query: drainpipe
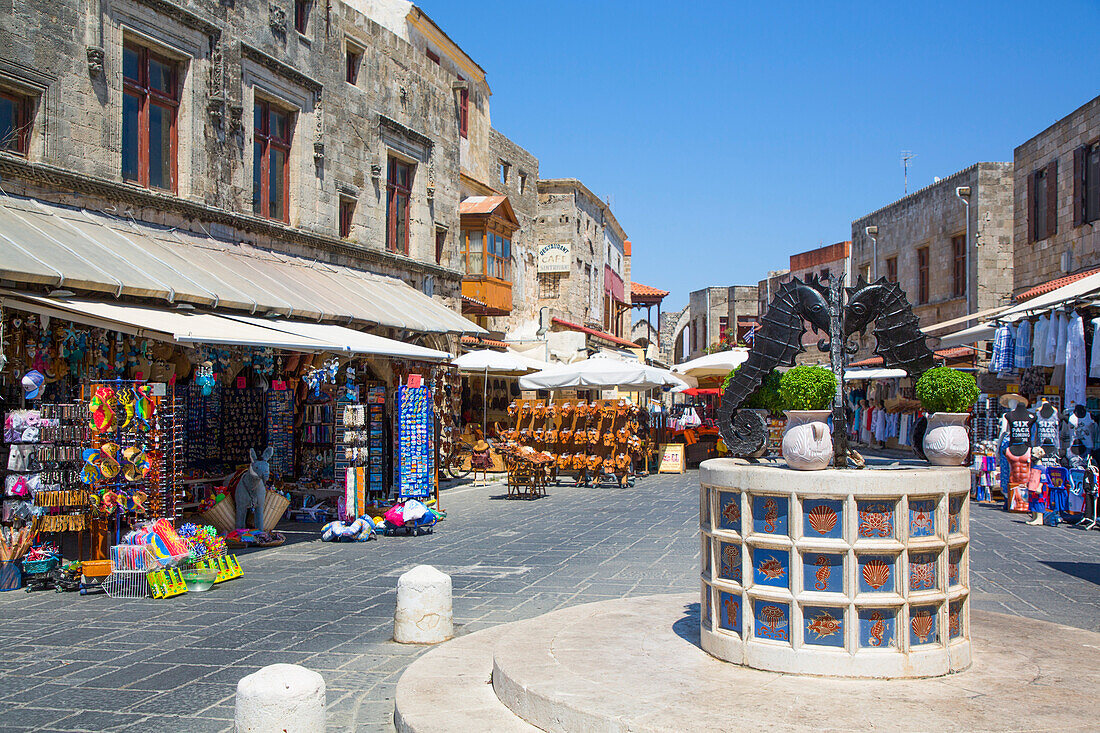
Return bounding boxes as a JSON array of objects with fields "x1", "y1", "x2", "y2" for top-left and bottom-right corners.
[
  {"x1": 705, "y1": 288, "x2": 711, "y2": 356},
  {"x1": 956, "y1": 186, "x2": 972, "y2": 326}
]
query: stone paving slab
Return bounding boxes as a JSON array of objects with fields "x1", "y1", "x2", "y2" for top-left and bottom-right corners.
[{"x1": 0, "y1": 470, "x2": 1095, "y2": 731}]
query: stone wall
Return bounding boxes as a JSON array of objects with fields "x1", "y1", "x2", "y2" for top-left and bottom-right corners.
[
  {"x1": 0, "y1": 0, "x2": 477, "y2": 316},
  {"x1": 486, "y1": 127, "x2": 539, "y2": 335},
  {"x1": 851, "y1": 162, "x2": 1013, "y2": 360},
  {"x1": 1013, "y1": 94, "x2": 1100, "y2": 294}
]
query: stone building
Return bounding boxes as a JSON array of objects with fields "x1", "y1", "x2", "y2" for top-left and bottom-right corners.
[
  {"x1": 533, "y1": 178, "x2": 632, "y2": 340},
  {"x1": 0, "y1": 0, "x2": 498, "y2": 346},
  {"x1": 681, "y1": 285, "x2": 758, "y2": 361},
  {"x1": 1013, "y1": 93, "x2": 1100, "y2": 295},
  {"x1": 850, "y1": 163, "x2": 1014, "y2": 359}
]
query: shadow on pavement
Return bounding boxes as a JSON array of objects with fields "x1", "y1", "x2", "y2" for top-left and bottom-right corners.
[{"x1": 1040, "y1": 560, "x2": 1100, "y2": 587}]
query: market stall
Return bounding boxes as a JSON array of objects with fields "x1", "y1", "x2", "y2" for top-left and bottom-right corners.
[{"x1": 0, "y1": 287, "x2": 461, "y2": 594}]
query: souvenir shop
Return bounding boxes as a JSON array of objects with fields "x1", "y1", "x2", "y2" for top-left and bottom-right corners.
[
  {"x1": 966, "y1": 302, "x2": 1100, "y2": 529},
  {"x1": 845, "y1": 369, "x2": 923, "y2": 451},
  {"x1": 0, "y1": 291, "x2": 460, "y2": 592}
]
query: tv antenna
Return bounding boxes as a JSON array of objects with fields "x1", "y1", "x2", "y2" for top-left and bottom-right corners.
[{"x1": 901, "y1": 151, "x2": 916, "y2": 194}]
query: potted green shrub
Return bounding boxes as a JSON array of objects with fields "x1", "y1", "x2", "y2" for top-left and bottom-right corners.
[
  {"x1": 915, "y1": 367, "x2": 979, "y2": 466},
  {"x1": 778, "y1": 366, "x2": 837, "y2": 471}
]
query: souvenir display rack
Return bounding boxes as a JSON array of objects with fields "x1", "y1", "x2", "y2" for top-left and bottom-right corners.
[
  {"x1": 299, "y1": 397, "x2": 335, "y2": 482},
  {"x1": 502, "y1": 398, "x2": 643, "y2": 487},
  {"x1": 397, "y1": 383, "x2": 433, "y2": 499},
  {"x1": 265, "y1": 388, "x2": 295, "y2": 479}
]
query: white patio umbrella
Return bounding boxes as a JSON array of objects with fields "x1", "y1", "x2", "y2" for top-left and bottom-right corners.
[
  {"x1": 452, "y1": 349, "x2": 545, "y2": 433},
  {"x1": 519, "y1": 355, "x2": 689, "y2": 391},
  {"x1": 671, "y1": 348, "x2": 751, "y2": 379}
]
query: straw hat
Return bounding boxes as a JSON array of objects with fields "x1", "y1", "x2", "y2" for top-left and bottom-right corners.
[
  {"x1": 998, "y1": 393, "x2": 1029, "y2": 409},
  {"x1": 472, "y1": 439, "x2": 490, "y2": 452}
]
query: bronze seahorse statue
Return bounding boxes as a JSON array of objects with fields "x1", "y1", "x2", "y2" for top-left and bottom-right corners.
[
  {"x1": 717, "y1": 277, "x2": 831, "y2": 457},
  {"x1": 843, "y1": 276, "x2": 934, "y2": 377}
]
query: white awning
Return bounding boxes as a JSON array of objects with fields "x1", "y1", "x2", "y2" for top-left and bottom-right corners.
[
  {"x1": 224, "y1": 315, "x2": 451, "y2": 361},
  {"x1": 998, "y1": 271, "x2": 1100, "y2": 321},
  {"x1": 519, "y1": 355, "x2": 689, "y2": 391},
  {"x1": 670, "y1": 349, "x2": 750, "y2": 378},
  {"x1": 1, "y1": 292, "x2": 333, "y2": 351},
  {"x1": 935, "y1": 323, "x2": 997, "y2": 348},
  {"x1": 844, "y1": 368, "x2": 909, "y2": 381},
  {"x1": 451, "y1": 349, "x2": 545, "y2": 373},
  {"x1": 0, "y1": 193, "x2": 482, "y2": 334}
]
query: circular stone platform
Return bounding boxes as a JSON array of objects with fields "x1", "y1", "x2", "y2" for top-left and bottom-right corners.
[{"x1": 394, "y1": 594, "x2": 1100, "y2": 732}]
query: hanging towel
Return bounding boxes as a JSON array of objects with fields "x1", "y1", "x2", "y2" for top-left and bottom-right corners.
[
  {"x1": 1066, "y1": 312, "x2": 1087, "y2": 410},
  {"x1": 1090, "y1": 317, "x2": 1100, "y2": 378},
  {"x1": 1014, "y1": 319, "x2": 1032, "y2": 369},
  {"x1": 1054, "y1": 312, "x2": 1069, "y2": 366},
  {"x1": 989, "y1": 324, "x2": 1015, "y2": 373}
]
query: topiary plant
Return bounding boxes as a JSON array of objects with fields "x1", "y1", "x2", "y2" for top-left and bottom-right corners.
[
  {"x1": 915, "y1": 366, "x2": 979, "y2": 414},
  {"x1": 778, "y1": 365, "x2": 837, "y2": 411},
  {"x1": 722, "y1": 367, "x2": 784, "y2": 415}
]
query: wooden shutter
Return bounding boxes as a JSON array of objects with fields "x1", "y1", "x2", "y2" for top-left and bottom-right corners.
[
  {"x1": 1074, "y1": 146, "x2": 1086, "y2": 226},
  {"x1": 1027, "y1": 170, "x2": 1036, "y2": 242},
  {"x1": 1045, "y1": 159, "x2": 1058, "y2": 238}
]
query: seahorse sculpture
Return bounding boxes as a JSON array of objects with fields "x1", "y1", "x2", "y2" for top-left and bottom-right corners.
[
  {"x1": 843, "y1": 276, "x2": 934, "y2": 377},
  {"x1": 717, "y1": 278, "x2": 831, "y2": 456}
]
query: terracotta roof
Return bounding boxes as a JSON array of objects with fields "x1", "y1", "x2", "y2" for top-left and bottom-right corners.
[
  {"x1": 630, "y1": 282, "x2": 669, "y2": 299},
  {"x1": 624, "y1": 240, "x2": 632, "y2": 256},
  {"x1": 551, "y1": 317, "x2": 638, "y2": 349},
  {"x1": 1015, "y1": 267, "x2": 1100, "y2": 302},
  {"x1": 850, "y1": 347, "x2": 973, "y2": 368},
  {"x1": 460, "y1": 335, "x2": 509, "y2": 349}
]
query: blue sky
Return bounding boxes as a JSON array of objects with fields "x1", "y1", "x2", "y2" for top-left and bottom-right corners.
[{"x1": 428, "y1": 0, "x2": 1100, "y2": 314}]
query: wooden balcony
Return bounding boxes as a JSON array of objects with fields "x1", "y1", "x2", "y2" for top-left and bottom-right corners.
[{"x1": 462, "y1": 277, "x2": 512, "y2": 315}]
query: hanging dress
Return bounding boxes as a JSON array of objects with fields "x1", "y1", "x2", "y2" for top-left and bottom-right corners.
[
  {"x1": 1033, "y1": 316, "x2": 1049, "y2": 367},
  {"x1": 1014, "y1": 319, "x2": 1032, "y2": 369},
  {"x1": 1065, "y1": 312, "x2": 1087, "y2": 410}
]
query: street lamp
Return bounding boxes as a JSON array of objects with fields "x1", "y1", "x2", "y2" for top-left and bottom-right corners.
[{"x1": 864, "y1": 226, "x2": 878, "y2": 280}]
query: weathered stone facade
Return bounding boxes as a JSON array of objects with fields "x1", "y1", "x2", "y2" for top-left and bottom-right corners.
[
  {"x1": 851, "y1": 163, "x2": 1014, "y2": 359},
  {"x1": 1013, "y1": 94, "x2": 1100, "y2": 294},
  {"x1": 683, "y1": 285, "x2": 758, "y2": 361},
  {"x1": 533, "y1": 178, "x2": 631, "y2": 337},
  {"x1": 0, "y1": 0, "x2": 510, "y2": 344}
]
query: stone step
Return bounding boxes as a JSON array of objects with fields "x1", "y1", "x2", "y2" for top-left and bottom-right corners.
[
  {"x1": 398, "y1": 593, "x2": 1100, "y2": 732},
  {"x1": 488, "y1": 593, "x2": 1100, "y2": 732},
  {"x1": 393, "y1": 621, "x2": 539, "y2": 733}
]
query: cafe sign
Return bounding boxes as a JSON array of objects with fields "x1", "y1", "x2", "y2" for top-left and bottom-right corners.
[{"x1": 538, "y1": 242, "x2": 571, "y2": 273}]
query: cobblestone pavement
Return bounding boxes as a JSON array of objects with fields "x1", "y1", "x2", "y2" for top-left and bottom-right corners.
[{"x1": 0, "y1": 469, "x2": 1097, "y2": 732}]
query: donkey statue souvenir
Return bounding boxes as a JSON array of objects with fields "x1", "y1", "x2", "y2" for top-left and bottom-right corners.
[{"x1": 236, "y1": 447, "x2": 273, "y2": 533}]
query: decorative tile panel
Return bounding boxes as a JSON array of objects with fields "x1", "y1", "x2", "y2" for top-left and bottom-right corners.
[
  {"x1": 857, "y1": 500, "x2": 895, "y2": 539},
  {"x1": 857, "y1": 607, "x2": 897, "y2": 649},
  {"x1": 909, "y1": 605, "x2": 939, "y2": 646},
  {"x1": 718, "y1": 590, "x2": 741, "y2": 634},
  {"x1": 948, "y1": 599, "x2": 964, "y2": 640},
  {"x1": 752, "y1": 494, "x2": 788, "y2": 536},
  {"x1": 857, "y1": 554, "x2": 895, "y2": 593},
  {"x1": 803, "y1": 498, "x2": 843, "y2": 539},
  {"x1": 752, "y1": 547, "x2": 789, "y2": 589},
  {"x1": 908, "y1": 552, "x2": 938, "y2": 592},
  {"x1": 718, "y1": 491, "x2": 741, "y2": 532},
  {"x1": 948, "y1": 495, "x2": 965, "y2": 534},
  {"x1": 803, "y1": 606, "x2": 845, "y2": 647},
  {"x1": 908, "y1": 499, "x2": 936, "y2": 537},
  {"x1": 802, "y1": 552, "x2": 843, "y2": 593},
  {"x1": 753, "y1": 599, "x2": 790, "y2": 642},
  {"x1": 948, "y1": 548, "x2": 962, "y2": 587},
  {"x1": 718, "y1": 541, "x2": 742, "y2": 584}
]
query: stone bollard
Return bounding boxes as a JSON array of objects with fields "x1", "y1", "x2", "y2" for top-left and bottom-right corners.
[
  {"x1": 235, "y1": 663, "x2": 325, "y2": 733},
  {"x1": 394, "y1": 564, "x2": 453, "y2": 644}
]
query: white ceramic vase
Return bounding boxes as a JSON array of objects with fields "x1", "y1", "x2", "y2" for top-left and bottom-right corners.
[
  {"x1": 781, "y1": 410, "x2": 833, "y2": 471},
  {"x1": 922, "y1": 412, "x2": 971, "y2": 466}
]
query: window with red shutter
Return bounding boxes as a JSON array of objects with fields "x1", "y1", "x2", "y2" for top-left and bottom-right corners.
[
  {"x1": 917, "y1": 247, "x2": 929, "y2": 304},
  {"x1": 252, "y1": 99, "x2": 293, "y2": 222},
  {"x1": 1045, "y1": 159, "x2": 1058, "y2": 238},
  {"x1": 0, "y1": 90, "x2": 33, "y2": 155},
  {"x1": 1033, "y1": 168, "x2": 1049, "y2": 241},
  {"x1": 122, "y1": 43, "x2": 179, "y2": 192},
  {"x1": 951, "y1": 234, "x2": 966, "y2": 298},
  {"x1": 386, "y1": 157, "x2": 413, "y2": 254},
  {"x1": 458, "y1": 77, "x2": 468, "y2": 139}
]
